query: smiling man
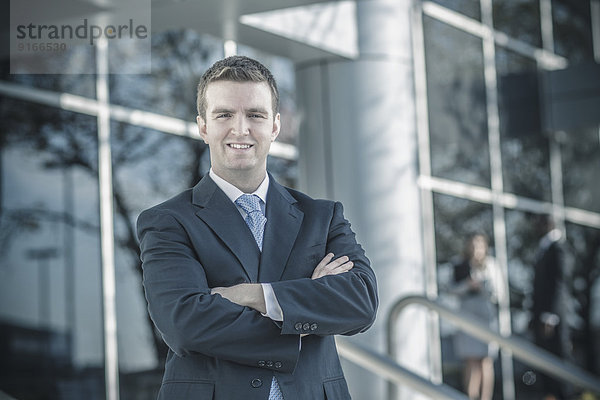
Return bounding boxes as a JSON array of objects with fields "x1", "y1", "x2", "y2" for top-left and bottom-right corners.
[
  {"x1": 198, "y1": 77, "x2": 278, "y2": 193},
  {"x1": 137, "y1": 56, "x2": 378, "y2": 400}
]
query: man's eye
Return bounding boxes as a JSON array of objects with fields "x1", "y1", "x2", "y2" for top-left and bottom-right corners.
[
  {"x1": 249, "y1": 114, "x2": 266, "y2": 119},
  {"x1": 216, "y1": 113, "x2": 232, "y2": 119}
]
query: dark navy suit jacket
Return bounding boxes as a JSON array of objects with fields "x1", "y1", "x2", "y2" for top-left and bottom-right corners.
[{"x1": 136, "y1": 174, "x2": 378, "y2": 399}]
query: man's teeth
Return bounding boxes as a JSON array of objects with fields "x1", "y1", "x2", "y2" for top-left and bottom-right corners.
[{"x1": 229, "y1": 144, "x2": 251, "y2": 149}]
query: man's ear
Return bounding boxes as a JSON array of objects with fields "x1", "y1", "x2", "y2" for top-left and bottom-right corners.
[
  {"x1": 271, "y1": 113, "x2": 281, "y2": 142},
  {"x1": 197, "y1": 115, "x2": 209, "y2": 144}
]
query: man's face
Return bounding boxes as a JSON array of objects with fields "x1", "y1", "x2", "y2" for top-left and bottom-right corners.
[{"x1": 197, "y1": 80, "x2": 280, "y2": 180}]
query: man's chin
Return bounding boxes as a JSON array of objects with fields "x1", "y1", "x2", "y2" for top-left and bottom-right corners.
[{"x1": 222, "y1": 162, "x2": 261, "y2": 173}]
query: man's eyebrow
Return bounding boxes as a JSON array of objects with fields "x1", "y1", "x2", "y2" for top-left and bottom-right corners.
[
  {"x1": 211, "y1": 108, "x2": 234, "y2": 114},
  {"x1": 246, "y1": 107, "x2": 269, "y2": 114},
  {"x1": 210, "y1": 107, "x2": 270, "y2": 114}
]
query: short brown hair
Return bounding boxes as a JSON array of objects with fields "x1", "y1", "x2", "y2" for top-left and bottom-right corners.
[{"x1": 196, "y1": 55, "x2": 279, "y2": 120}]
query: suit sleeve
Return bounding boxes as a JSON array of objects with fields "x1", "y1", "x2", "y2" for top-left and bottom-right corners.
[
  {"x1": 137, "y1": 208, "x2": 300, "y2": 373},
  {"x1": 270, "y1": 202, "x2": 378, "y2": 336}
]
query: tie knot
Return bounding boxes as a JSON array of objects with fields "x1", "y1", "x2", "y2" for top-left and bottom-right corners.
[{"x1": 235, "y1": 194, "x2": 263, "y2": 215}]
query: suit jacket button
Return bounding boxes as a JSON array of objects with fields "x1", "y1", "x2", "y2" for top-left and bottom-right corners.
[
  {"x1": 258, "y1": 360, "x2": 266, "y2": 367},
  {"x1": 266, "y1": 360, "x2": 273, "y2": 367},
  {"x1": 302, "y1": 323, "x2": 310, "y2": 331},
  {"x1": 294, "y1": 322, "x2": 303, "y2": 331},
  {"x1": 275, "y1": 362, "x2": 282, "y2": 369},
  {"x1": 310, "y1": 323, "x2": 318, "y2": 331},
  {"x1": 251, "y1": 378, "x2": 262, "y2": 388}
]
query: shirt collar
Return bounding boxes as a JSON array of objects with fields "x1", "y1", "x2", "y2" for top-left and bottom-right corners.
[{"x1": 209, "y1": 168, "x2": 269, "y2": 204}]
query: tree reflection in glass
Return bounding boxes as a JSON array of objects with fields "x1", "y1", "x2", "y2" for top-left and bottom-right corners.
[
  {"x1": 492, "y1": 0, "x2": 542, "y2": 48},
  {"x1": 424, "y1": 16, "x2": 491, "y2": 188},
  {"x1": 552, "y1": 0, "x2": 595, "y2": 64},
  {"x1": 0, "y1": 97, "x2": 106, "y2": 398},
  {"x1": 496, "y1": 46, "x2": 551, "y2": 202},
  {"x1": 560, "y1": 126, "x2": 600, "y2": 213}
]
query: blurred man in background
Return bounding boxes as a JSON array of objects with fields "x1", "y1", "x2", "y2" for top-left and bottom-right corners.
[{"x1": 531, "y1": 214, "x2": 571, "y2": 400}]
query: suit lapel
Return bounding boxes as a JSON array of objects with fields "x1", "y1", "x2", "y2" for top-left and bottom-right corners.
[
  {"x1": 259, "y1": 177, "x2": 304, "y2": 283},
  {"x1": 193, "y1": 175, "x2": 261, "y2": 282}
]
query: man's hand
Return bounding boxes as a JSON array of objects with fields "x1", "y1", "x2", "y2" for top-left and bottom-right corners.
[
  {"x1": 311, "y1": 253, "x2": 354, "y2": 279},
  {"x1": 211, "y1": 283, "x2": 266, "y2": 314}
]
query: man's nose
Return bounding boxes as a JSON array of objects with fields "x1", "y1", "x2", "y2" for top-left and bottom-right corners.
[{"x1": 231, "y1": 116, "x2": 249, "y2": 135}]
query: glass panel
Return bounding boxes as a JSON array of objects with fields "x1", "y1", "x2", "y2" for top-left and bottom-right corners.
[
  {"x1": 430, "y1": 0, "x2": 481, "y2": 21},
  {"x1": 0, "y1": 48, "x2": 96, "y2": 98},
  {"x1": 109, "y1": 30, "x2": 224, "y2": 121},
  {"x1": 0, "y1": 98, "x2": 105, "y2": 398},
  {"x1": 495, "y1": 46, "x2": 551, "y2": 201},
  {"x1": 565, "y1": 222, "x2": 600, "y2": 375},
  {"x1": 111, "y1": 122, "x2": 207, "y2": 398},
  {"x1": 560, "y1": 126, "x2": 600, "y2": 213},
  {"x1": 433, "y1": 193, "x2": 495, "y2": 393},
  {"x1": 493, "y1": 0, "x2": 542, "y2": 47},
  {"x1": 424, "y1": 16, "x2": 490, "y2": 187},
  {"x1": 552, "y1": 0, "x2": 594, "y2": 63}
]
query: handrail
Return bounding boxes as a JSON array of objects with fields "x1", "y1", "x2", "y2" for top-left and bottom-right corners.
[
  {"x1": 387, "y1": 295, "x2": 600, "y2": 399},
  {"x1": 335, "y1": 337, "x2": 469, "y2": 400}
]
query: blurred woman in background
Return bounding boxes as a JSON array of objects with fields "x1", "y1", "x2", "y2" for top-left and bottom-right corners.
[{"x1": 452, "y1": 233, "x2": 505, "y2": 400}]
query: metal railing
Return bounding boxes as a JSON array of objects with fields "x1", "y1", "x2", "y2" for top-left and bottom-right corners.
[
  {"x1": 387, "y1": 295, "x2": 600, "y2": 400},
  {"x1": 335, "y1": 337, "x2": 469, "y2": 400}
]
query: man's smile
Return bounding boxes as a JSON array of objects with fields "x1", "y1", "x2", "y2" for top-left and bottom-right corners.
[{"x1": 227, "y1": 143, "x2": 253, "y2": 149}]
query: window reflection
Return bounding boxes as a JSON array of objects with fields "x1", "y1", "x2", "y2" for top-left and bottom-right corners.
[
  {"x1": 560, "y1": 126, "x2": 600, "y2": 213},
  {"x1": 430, "y1": 0, "x2": 481, "y2": 21},
  {"x1": 552, "y1": 0, "x2": 595, "y2": 63},
  {"x1": 0, "y1": 98, "x2": 105, "y2": 399},
  {"x1": 424, "y1": 16, "x2": 491, "y2": 188},
  {"x1": 492, "y1": 0, "x2": 542, "y2": 47},
  {"x1": 495, "y1": 46, "x2": 551, "y2": 202}
]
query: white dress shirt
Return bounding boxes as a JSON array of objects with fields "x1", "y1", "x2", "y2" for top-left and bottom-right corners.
[{"x1": 209, "y1": 169, "x2": 284, "y2": 322}]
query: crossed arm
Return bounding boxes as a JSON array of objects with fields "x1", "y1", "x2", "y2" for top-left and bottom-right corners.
[{"x1": 211, "y1": 253, "x2": 354, "y2": 314}]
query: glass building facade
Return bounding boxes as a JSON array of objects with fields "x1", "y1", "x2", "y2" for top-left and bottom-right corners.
[
  {"x1": 1, "y1": 1, "x2": 599, "y2": 399},
  {"x1": 421, "y1": 0, "x2": 600, "y2": 398}
]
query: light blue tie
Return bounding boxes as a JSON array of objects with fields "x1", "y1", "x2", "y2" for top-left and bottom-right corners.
[
  {"x1": 235, "y1": 194, "x2": 267, "y2": 250},
  {"x1": 234, "y1": 194, "x2": 284, "y2": 400}
]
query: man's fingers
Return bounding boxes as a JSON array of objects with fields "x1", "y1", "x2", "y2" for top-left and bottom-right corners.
[
  {"x1": 329, "y1": 256, "x2": 350, "y2": 268},
  {"x1": 311, "y1": 255, "x2": 354, "y2": 279},
  {"x1": 315, "y1": 252, "x2": 335, "y2": 269},
  {"x1": 311, "y1": 253, "x2": 335, "y2": 279},
  {"x1": 334, "y1": 261, "x2": 354, "y2": 272}
]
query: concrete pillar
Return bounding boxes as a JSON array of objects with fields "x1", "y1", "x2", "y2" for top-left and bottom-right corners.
[{"x1": 296, "y1": 1, "x2": 431, "y2": 399}]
